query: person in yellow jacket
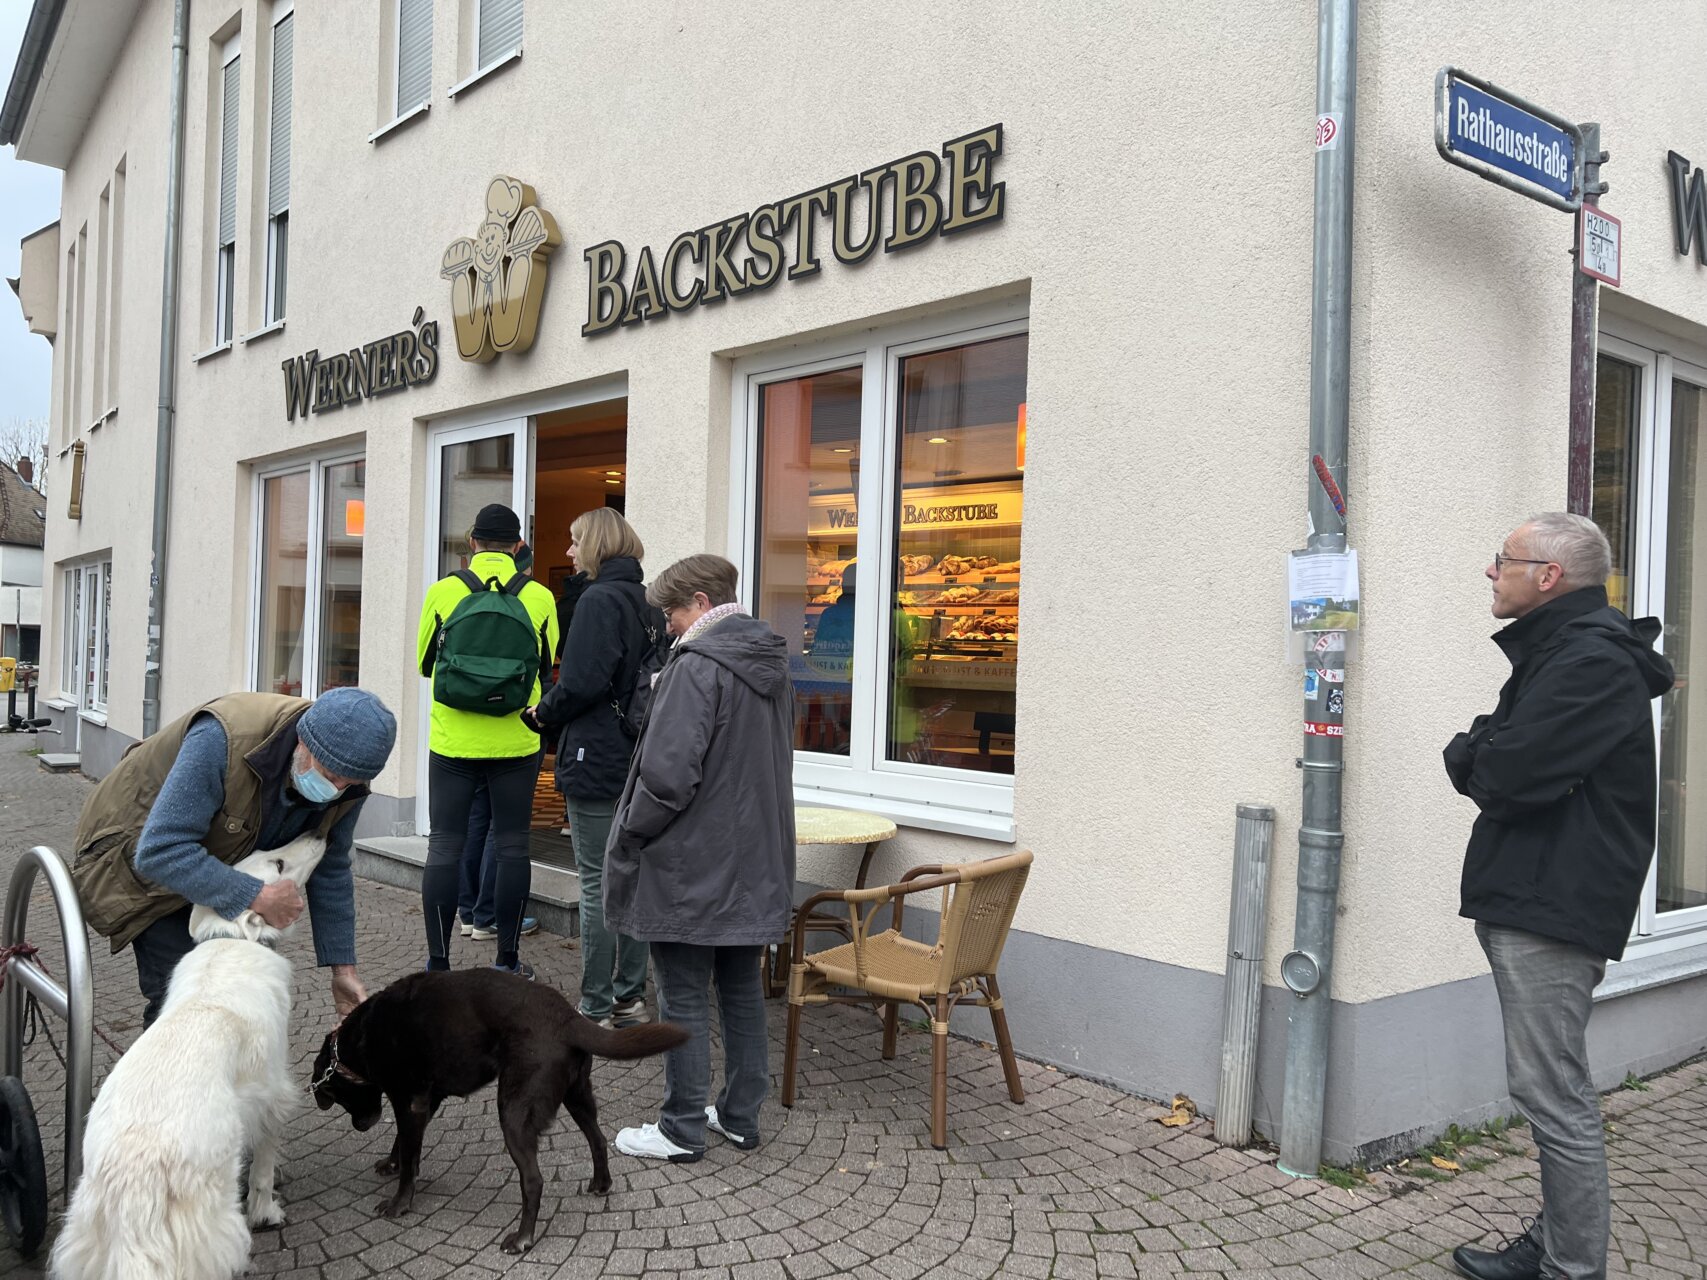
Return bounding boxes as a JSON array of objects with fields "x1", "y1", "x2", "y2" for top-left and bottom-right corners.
[{"x1": 416, "y1": 503, "x2": 559, "y2": 977}]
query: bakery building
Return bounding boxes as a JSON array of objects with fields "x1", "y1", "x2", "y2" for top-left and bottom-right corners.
[{"x1": 6, "y1": 0, "x2": 1707, "y2": 1164}]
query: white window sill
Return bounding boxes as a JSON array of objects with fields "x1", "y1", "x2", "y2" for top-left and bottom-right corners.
[
  {"x1": 191, "y1": 340, "x2": 233, "y2": 364},
  {"x1": 78, "y1": 708, "x2": 107, "y2": 727},
  {"x1": 368, "y1": 100, "x2": 430, "y2": 143},
  {"x1": 447, "y1": 47, "x2": 521, "y2": 99},
  {"x1": 41, "y1": 696, "x2": 75, "y2": 711},
  {"x1": 239, "y1": 318, "x2": 286, "y2": 344},
  {"x1": 89, "y1": 406, "x2": 117, "y2": 432},
  {"x1": 1595, "y1": 935, "x2": 1707, "y2": 1002},
  {"x1": 793, "y1": 783, "x2": 1015, "y2": 843}
]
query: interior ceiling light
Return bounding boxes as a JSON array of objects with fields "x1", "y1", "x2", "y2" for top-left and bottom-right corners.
[
  {"x1": 605, "y1": 479, "x2": 621, "y2": 485},
  {"x1": 927, "y1": 436, "x2": 950, "y2": 444},
  {"x1": 832, "y1": 447, "x2": 854, "y2": 454},
  {"x1": 604, "y1": 470, "x2": 623, "y2": 476}
]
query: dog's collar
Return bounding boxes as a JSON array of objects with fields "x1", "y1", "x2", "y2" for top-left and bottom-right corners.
[{"x1": 310, "y1": 1023, "x2": 367, "y2": 1090}]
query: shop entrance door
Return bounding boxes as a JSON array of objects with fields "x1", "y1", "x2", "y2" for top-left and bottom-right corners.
[
  {"x1": 524, "y1": 397, "x2": 630, "y2": 869},
  {"x1": 416, "y1": 417, "x2": 530, "y2": 835}
]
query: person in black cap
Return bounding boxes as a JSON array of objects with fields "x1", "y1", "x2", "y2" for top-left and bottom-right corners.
[
  {"x1": 416, "y1": 504, "x2": 559, "y2": 978},
  {"x1": 69, "y1": 687, "x2": 398, "y2": 1027}
]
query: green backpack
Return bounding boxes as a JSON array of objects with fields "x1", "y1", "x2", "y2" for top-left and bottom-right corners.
[{"x1": 425, "y1": 570, "x2": 547, "y2": 715}]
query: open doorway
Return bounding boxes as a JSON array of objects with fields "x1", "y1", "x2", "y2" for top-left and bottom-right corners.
[{"x1": 525, "y1": 396, "x2": 629, "y2": 867}]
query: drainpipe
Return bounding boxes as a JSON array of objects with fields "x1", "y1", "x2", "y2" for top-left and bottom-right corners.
[
  {"x1": 1278, "y1": 0, "x2": 1357, "y2": 1179},
  {"x1": 143, "y1": 0, "x2": 191, "y2": 739}
]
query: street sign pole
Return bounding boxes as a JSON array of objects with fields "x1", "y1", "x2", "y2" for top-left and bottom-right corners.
[{"x1": 1568, "y1": 124, "x2": 1608, "y2": 516}]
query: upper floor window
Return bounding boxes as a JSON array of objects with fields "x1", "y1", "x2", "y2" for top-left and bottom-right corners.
[
  {"x1": 265, "y1": 5, "x2": 292, "y2": 325},
  {"x1": 215, "y1": 32, "x2": 241, "y2": 345},
  {"x1": 396, "y1": 0, "x2": 433, "y2": 115},
  {"x1": 478, "y1": 0, "x2": 522, "y2": 70}
]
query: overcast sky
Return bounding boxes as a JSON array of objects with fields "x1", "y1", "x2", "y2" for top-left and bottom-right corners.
[{"x1": 0, "y1": 6, "x2": 63, "y2": 426}]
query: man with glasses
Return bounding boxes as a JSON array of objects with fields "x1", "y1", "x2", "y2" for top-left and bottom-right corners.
[{"x1": 1445, "y1": 513, "x2": 1673, "y2": 1280}]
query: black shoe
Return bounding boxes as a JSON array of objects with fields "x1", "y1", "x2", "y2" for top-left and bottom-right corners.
[{"x1": 1452, "y1": 1218, "x2": 1542, "y2": 1280}]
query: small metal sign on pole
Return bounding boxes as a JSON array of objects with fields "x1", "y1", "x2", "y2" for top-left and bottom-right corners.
[{"x1": 1434, "y1": 66, "x2": 1611, "y2": 516}]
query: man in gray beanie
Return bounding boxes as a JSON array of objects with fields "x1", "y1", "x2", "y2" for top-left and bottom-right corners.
[{"x1": 70, "y1": 688, "x2": 398, "y2": 1026}]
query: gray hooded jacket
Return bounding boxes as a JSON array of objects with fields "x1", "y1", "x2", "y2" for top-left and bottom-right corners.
[{"x1": 604, "y1": 612, "x2": 797, "y2": 945}]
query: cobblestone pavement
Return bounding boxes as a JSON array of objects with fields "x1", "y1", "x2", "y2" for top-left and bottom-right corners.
[{"x1": 1, "y1": 744, "x2": 1702, "y2": 1278}]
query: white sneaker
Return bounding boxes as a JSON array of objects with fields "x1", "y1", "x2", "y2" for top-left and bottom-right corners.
[
  {"x1": 615, "y1": 1123, "x2": 702, "y2": 1163},
  {"x1": 705, "y1": 1106, "x2": 760, "y2": 1151},
  {"x1": 459, "y1": 920, "x2": 473, "y2": 937},
  {"x1": 469, "y1": 925, "x2": 498, "y2": 941}
]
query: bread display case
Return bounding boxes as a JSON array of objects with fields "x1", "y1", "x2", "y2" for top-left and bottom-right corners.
[{"x1": 800, "y1": 481, "x2": 1019, "y2": 771}]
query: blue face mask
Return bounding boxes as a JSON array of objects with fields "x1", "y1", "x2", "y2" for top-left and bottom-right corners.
[{"x1": 292, "y1": 766, "x2": 344, "y2": 805}]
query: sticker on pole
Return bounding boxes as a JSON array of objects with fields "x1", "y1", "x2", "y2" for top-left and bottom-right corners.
[
  {"x1": 1304, "y1": 721, "x2": 1345, "y2": 737},
  {"x1": 1435, "y1": 66, "x2": 1583, "y2": 212},
  {"x1": 1580, "y1": 206, "x2": 1621, "y2": 286},
  {"x1": 1316, "y1": 113, "x2": 1342, "y2": 151}
]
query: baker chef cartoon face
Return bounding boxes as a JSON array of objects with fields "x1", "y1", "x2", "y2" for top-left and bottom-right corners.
[{"x1": 441, "y1": 176, "x2": 562, "y2": 363}]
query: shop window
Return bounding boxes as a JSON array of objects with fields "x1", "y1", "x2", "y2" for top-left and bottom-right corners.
[
  {"x1": 395, "y1": 0, "x2": 433, "y2": 115},
  {"x1": 741, "y1": 309, "x2": 1026, "y2": 838},
  {"x1": 1592, "y1": 333, "x2": 1707, "y2": 942},
  {"x1": 59, "y1": 560, "x2": 110, "y2": 712},
  {"x1": 215, "y1": 33, "x2": 241, "y2": 345},
  {"x1": 253, "y1": 455, "x2": 365, "y2": 698},
  {"x1": 265, "y1": 6, "x2": 292, "y2": 325}
]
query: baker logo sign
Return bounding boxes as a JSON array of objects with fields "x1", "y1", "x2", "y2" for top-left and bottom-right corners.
[{"x1": 442, "y1": 176, "x2": 561, "y2": 363}]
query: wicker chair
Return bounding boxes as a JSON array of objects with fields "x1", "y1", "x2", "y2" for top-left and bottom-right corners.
[{"x1": 781, "y1": 849, "x2": 1032, "y2": 1149}]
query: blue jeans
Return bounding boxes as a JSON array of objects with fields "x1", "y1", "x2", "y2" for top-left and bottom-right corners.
[
  {"x1": 131, "y1": 905, "x2": 195, "y2": 1027},
  {"x1": 650, "y1": 942, "x2": 769, "y2": 1153},
  {"x1": 1477, "y1": 923, "x2": 1610, "y2": 1280},
  {"x1": 568, "y1": 795, "x2": 647, "y2": 1019},
  {"x1": 457, "y1": 779, "x2": 499, "y2": 930}
]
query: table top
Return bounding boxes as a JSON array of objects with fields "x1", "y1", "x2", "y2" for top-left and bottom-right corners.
[{"x1": 795, "y1": 805, "x2": 898, "y2": 847}]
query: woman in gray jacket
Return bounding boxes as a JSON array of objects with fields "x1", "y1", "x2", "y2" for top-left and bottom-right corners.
[{"x1": 607, "y1": 553, "x2": 796, "y2": 1162}]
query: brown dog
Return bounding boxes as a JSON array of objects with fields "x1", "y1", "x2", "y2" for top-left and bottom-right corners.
[{"x1": 311, "y1": 968, "x2": 686, "y2": 1254}]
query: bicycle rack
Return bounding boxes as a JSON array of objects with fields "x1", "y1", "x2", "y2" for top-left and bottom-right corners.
[{"x1": 1, "y1": 846, "x2": 94, "y2": 1198}]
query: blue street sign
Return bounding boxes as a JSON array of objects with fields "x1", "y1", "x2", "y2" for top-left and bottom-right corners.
[{"x1": 1435, "y1": 67, "x2": 1584, "y2": 212}]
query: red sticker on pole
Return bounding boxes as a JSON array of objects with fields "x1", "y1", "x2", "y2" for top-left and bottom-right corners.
[
  {"x1": 1304, "y1": 721, "x2": 1345, "y2": 737},
  {"x1": 1312, "y1": 455, "x2": 1346, "y2": 518}
]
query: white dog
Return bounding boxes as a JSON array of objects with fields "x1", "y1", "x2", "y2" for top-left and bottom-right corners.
[{"x1": 51, "y1": 834, "x2": 326, "y2": 1280}]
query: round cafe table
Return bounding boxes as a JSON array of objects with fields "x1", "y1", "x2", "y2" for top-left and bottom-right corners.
[{"x1": 765, "y1": 805, "x2": 899, "y2": 997}]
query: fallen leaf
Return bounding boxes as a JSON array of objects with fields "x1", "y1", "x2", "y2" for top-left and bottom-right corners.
[
  {"x1": 1159, "y1": 1094, "x2": 1198, "y2": 1128},
  {"x1": 1430, "y1": 1156, "x2": 1460, "y2": 1172}
]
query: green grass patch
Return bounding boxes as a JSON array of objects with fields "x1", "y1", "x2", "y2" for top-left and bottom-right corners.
[
  {"x1": 1621, "y1": 1072, "x2": 1651, "y2": 1092},
  {"x1": 1319, "y1": 1164, "x2": 1368, "y2": 1190}
]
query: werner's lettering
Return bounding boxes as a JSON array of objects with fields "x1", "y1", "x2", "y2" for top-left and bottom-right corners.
[
  {"x1": 583, "y1": 125, "x2": 1007, "y2": 336},
  {"x1": 281, "y1": 309, "x2": 440, "y2": 422}
]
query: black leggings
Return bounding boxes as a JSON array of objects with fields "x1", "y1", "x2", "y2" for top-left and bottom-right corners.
[{"x1": 424, "y1": 751, "x2": 538, "y2": 968}]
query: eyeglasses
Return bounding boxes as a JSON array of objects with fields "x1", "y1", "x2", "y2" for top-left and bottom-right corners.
[{"x1": 1493, "y1": 552, "x2": 1553, "y2": 572}]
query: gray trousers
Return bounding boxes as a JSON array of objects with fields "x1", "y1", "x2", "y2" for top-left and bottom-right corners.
[
  {"x1": 650, "y1": 942, "x2": 769, "y2": 1153},
  {"x1": 1477, "y1": 922, "x2": 1609, "y2": 1280}
]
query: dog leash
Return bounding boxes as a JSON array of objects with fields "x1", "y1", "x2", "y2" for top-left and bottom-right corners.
[{"x1": 0, "y1": 939, "x2": 131, "y2": 1061}]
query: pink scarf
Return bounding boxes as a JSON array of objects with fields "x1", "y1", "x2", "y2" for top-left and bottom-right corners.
[{"x1": 681, "y1": 602, "x2": 746, "y2": 645}]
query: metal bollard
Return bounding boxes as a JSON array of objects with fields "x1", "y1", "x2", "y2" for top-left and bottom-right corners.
[{"x1": 1216, "y1": 804, "x2": 1276, "y2": 1147}]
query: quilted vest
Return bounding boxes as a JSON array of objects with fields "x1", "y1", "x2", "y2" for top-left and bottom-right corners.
[{"x1": 70, "y1": 693, "x2": 367, "y2": 952}]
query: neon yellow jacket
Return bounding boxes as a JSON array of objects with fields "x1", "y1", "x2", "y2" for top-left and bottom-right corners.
[{"x1": 417, "y1": 552, "x2": 561, "y2": 758}]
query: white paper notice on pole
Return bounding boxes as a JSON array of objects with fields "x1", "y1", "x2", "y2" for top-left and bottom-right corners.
[
  {"x1": 1580, "y1": 206, "x2": 1621, "y2": 287},
  {"x1": 1289, "y1": 549, "x2": 1360, "y2": 631}
]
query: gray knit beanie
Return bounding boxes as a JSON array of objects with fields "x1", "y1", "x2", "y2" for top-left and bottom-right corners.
[{"x1": 296, "y1": 688, "x2": 398, "y2": 781}]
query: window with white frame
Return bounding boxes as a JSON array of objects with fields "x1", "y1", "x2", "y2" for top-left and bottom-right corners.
[
  {"x1": 735, "y1": 307, "x2": 1028, "y2": 838},
  {"x1": 60, "y1": 560, "x2": 111, "y2": 713},
  {"x1": 215, "y1": 32, "x2": 241, "y2": 345},
  {"x1": 477, "y1": 0, "x2": 522, "y2": 70},
  {"x1": 265, "y1": 4, "x2": 292, "y2": 325},
  {"x1": 1593, "y1": 330, "x2": 1707, "y2": 943},
  {"x1": 253, "y1": 455, "x2": 366, "y2": 698},
  {"x1": 396, "y1": 0, "x2": 432, "y2": 115}
]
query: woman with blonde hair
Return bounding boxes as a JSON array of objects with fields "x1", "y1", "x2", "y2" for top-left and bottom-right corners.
[{"x1": 529, "y1": 507, "x2": 666, "y2": 1027}]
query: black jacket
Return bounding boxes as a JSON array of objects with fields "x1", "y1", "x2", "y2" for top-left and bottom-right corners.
[
  {"x1": 534, "y1": 557, "x2": 665, "y2": 801},
  {"x1": 1446, "y1": 586, "x2": 1674, "y2": 960}
]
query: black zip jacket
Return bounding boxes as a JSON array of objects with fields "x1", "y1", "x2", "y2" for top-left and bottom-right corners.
[
  {"x1": 534, "y1": 557, "x2": 666, "y2": 801},
  {"x1": 1446, "y1": 585, "x2": 1674, "y2": 960}
]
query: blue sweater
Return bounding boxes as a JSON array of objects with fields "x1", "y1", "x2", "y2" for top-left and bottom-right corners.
[{"x1": 132, "y1": 717, "x2": 360, "y2": 966}]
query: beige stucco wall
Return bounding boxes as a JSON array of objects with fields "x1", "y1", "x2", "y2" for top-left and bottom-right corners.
[{"x1": 32, "y1": 1, "x2": 1707, "y2": 1014}]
